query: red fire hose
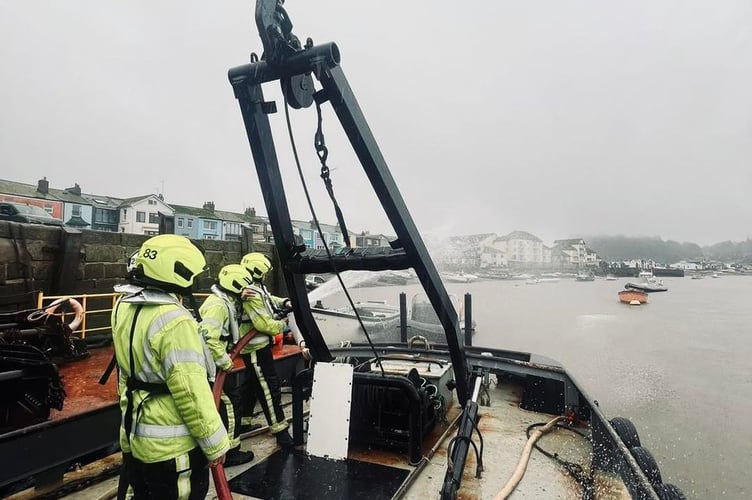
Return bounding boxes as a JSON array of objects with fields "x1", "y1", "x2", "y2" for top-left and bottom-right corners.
[{"x1": 211, "y1": 329, "x2": 258, "y2": 500}]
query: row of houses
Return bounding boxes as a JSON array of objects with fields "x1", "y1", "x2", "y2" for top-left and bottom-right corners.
[
  {"x1": 434, "y1": 231, "x2": 600, "y2": 270},
  {"x1": 0, "y1": 177, "x2": 394, "y2": 249}
]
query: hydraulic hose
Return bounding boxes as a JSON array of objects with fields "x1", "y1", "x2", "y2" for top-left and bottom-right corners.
[
  {"x1": 211, "y1": 329, "x2": 258, "y2": 500},
  {"x1": 493, "y1": 416, "x2": 565, "y2": 500}
]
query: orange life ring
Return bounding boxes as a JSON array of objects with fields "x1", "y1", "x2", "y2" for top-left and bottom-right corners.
[{"x1": 45, "y1": 297, "x2": 84, "y2": 332}]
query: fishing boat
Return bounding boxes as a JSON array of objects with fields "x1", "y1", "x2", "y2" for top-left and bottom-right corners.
[
  {"x1": 309, "y1": 293, "x2": 476, "y2": 346},
  {"x1": 619, "y1": 289, "x2": 649, "y2": 305},
  {"x1": 2, "y1": 3, "x2": 687, "y2": 499},
  {"x1": 308, "y1": 299, "x2": 402, "y2": 345},
  {"x1": 624, "y1": 279, "x2": 668, "y2": 293}
]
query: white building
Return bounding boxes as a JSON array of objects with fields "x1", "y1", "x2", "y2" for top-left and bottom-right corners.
[
  {"x1": 118, "y1": 194, "x2": 174, "y2": 235},
  {"x1": 491, "y1": 231, "x2": 551, "y2": 266},
  {"x1": 553, "y1": 238, "x2": 598, "y2": 267}
]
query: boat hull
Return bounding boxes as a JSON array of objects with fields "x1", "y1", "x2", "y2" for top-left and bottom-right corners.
[
  {"x1": 624, "y1": 283, "x2": 668, "y2": 293},
  {"x1": 618, "y1": 290, "x2": 648, "y2": 304}
]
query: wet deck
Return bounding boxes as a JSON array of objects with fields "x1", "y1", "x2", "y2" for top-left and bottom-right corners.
[
  {"x1": 52, "y1": 348, "x2": 118, "y2": 421},
  {"x1": 62, "y1": 375, "x2": 630, "y2": 499},
  {"x1": 51, "y1": 343, "x2": 302, "y2": 422}
]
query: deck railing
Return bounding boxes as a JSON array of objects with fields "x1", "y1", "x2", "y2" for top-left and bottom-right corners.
[{"x1": 36, "y1": 292, "x2": 211, "y2": 339}]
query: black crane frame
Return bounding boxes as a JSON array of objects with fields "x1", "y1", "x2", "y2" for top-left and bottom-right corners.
[{"x1": 228, "y1": 43, "x2": 472, "y2": 407}]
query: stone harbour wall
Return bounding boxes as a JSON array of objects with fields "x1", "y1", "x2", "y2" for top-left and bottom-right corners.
[{"x1": 0, "y1": 221, "x2": 281, "y2": 313}]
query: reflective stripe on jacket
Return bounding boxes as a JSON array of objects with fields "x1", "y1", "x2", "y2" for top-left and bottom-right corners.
[
  {"x1": 112, "y1": 297, "x2": 230, "y2": 463},
  {"x1": 198, "y1": 294, "x2": 235, "y2": 372},
  {"x1": 240, "y1": 285, "x2": 287, "y2": 354}
]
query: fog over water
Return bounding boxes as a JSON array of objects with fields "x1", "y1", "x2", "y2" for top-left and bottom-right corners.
[{"x1": 317, "y1": 275, "x2": 752, "y2": 499}]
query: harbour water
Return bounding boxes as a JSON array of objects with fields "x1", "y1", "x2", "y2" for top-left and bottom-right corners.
[{"x1": 315, "y1": 275, "x2": 752, "y2": 499}]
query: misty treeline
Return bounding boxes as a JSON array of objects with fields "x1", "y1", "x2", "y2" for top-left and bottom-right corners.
[{"x1": 586, "y1": 236, "x2": 752, "y2": 264}]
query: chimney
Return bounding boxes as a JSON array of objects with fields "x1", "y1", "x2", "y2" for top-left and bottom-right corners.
[
  {"x1": 64, "y1": 183, "x2": 81, "y2": 196},
  {"x1": 37, "y1": 177, "x2": 49, "y2": 194},
  {"x1": 244, "y1": 207, "x2": 255, "y2": 217},
  {"x1": 158, "y1": 193, "x2": 164, "y2": 200},
  {"x1": 203, "y1": 201, "x2": 215, "y2": 212}
]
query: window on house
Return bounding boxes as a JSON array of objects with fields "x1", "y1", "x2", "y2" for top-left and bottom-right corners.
[
  {"x1": 136, "y1": 211, "x2": 145, "y2": 223},
  {"x1": 148, "y1": 199, "x2": 157, "y2": 205},
  {"x1": 177, "y1": 218, "x2": 184, "y2": 228},
  {"x1": 203, "y1": 221, "x2": 217, "y2": 231},
  {"x1": 72, "y1": 205, "x2": 81, "y2": 217},
  {"x1": 187, "y1": 219, "x2": 193, "y2": 228},
  {"x1": 122, "y1": 209, "x2": 127, "y2": 221},
  {"x1": 149, "y1": 212, "x2": 159, "y2": 224}
]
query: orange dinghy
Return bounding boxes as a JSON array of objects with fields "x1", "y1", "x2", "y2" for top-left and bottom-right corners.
[{"x1": 619, "y1": 289, "x2": 648, "y2": 305}]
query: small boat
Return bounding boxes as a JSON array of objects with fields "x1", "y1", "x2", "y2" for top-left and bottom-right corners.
[
  {"x1": 605, "y1": 274, "x2": 618, "y2": 281},
  {"x1": 537, "y1": 277, "x2": 560, "y2": 283},
  {"x1": 309, "y1": 300, "x2": 402, "y2": 346},
  {"x1": 575, "y1": 271, "x2": 595, "y2": 282},
  {"x1": 691, "y1": 274, "x2": 704, "y2": 280},
  {"x1": 624, "y1": 281, "x2": 668, "y2": 292},
  {"x1": 305, "y1": 274, "x2": 328, "y2": 291},
  {"x1": 310, "y1": 293, "x2": 476, "y2": 345},
  {"x1": 625, "y1": 273, "x2": 668, "y2": 292},
  {"x1": 619, "y1": 289, "x2": 648, "y2": 304},
  {"x1": 711, "y1": 273, "x2": 721, "y2": 278},
  {"x1": 440, "y1": 272, "x2": 478, "y2": 283}
]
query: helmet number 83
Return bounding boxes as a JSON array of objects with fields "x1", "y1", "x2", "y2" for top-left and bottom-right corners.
[{"x1": 142, "y1": 249, "x2": 159, "y2": 260}]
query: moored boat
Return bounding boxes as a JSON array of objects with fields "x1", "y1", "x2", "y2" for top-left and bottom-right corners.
[
  {"x1": 575, "y1": 271, "x2": 595, "y2": 281},
  {"x1": 624, "y1": 280, "x2": 668, "y2": 293},
  {"x1": 619, "y1": 289, "x2": 648, "y2": 304},
  {"x1": 309, "y1": 293, "x2": 477, "y2": 345},
  {"x1": 625, "y1": 272, "x2": 668, "y2": 292}
]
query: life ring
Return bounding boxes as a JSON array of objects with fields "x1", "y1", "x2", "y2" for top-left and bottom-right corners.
[{"x1": 45, "y1": 297, "x2": 84, "y2": 332}]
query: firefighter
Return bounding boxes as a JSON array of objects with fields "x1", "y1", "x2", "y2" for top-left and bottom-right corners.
[
  {"x1": 238, "y1": 252, "x2": 298, "y2": 448},
  {"x1": 112, "y1": 235, "x2": 230, "y2": 499},
  {"x1": 198, "y1": 264, "x2": 256, "y2": 466}
]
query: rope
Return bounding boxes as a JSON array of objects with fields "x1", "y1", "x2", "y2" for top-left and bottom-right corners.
[{"x1": 493, "y1": 416, "x2": 565, "y2": 500}]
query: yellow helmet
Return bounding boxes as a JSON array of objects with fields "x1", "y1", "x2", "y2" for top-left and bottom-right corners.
[
  {"x1": 217, "y1": 264, "x2": 253, "y2": 295},
  {"x1": 241, "y1": 252, "x2": 272, "y2": 282},
  {"x1": 132, "y1": 235, "x2": 207, "y2": 292}
]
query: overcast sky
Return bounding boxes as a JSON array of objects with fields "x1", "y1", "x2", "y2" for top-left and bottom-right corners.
[{"x1": 1, "y1": 1, "x2": 750, "y2": 246}]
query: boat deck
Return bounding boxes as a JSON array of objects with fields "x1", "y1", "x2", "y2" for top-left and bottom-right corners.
[
  {"x1": 54, "y1": 348, "x2": 118, "y2": 421},
  {"x1": 0, "y1": 343, "x2": 304, "y2": 496},
  {"x1": 61, "y1": 374, "x2": 630, "y2": 499}
]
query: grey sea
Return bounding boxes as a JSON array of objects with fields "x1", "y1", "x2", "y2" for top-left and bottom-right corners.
[{"x1": 317, "y1": 275, "x2": 752, "y2": 499}]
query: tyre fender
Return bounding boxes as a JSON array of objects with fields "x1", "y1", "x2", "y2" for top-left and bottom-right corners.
[
  {"x1": 629, "y1": 446, "x2": 662, "y2": 486},
  {"x1": 609, "y1": 417, "x2": 641, "y2": 448},
  {"x1": 654, "y1": 483, "x2": 687, "y2": 500}
]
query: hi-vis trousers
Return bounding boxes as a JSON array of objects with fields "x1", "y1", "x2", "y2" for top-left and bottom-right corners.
[
  {"x1": 119, "y1": 447, "x2": 208, "y2": 500},
  {"x1": 241, "y1": 344, "x2": 289, "y2": 435}
]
